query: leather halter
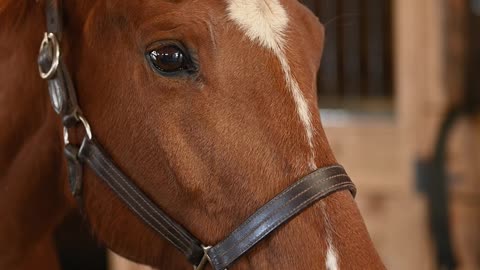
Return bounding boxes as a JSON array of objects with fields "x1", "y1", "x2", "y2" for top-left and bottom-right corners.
[{"x1": 38, "y1": 1, "x2": 357, "y2": 269}]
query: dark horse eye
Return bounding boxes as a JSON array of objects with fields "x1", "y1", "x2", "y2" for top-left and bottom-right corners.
[{"x1": 147, "y1": 44, "x2": 194, "y2": 74}]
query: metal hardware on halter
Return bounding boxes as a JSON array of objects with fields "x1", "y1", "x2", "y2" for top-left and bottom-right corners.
[
  {"x1": 63, "y1": 114, "x2": 93, "y2": 145},
  {"x1": 193, "y1": 246, "x2": 214, "y2": 270},
  {"x1": 61, "y1": 113, "x2": 91, "y2": 202},
  {"x1": 38, "y1": 29, "x2": 78, "y2": 116},
  {"x1": 38, "y1": 32, "x2": 60, "y2": 80},
  {"x1": 78, "y1": 115, "x2": 93, "y2": 140},
  {"x1": 61, "y1": 112, "x2": 91, "y2": 202}
]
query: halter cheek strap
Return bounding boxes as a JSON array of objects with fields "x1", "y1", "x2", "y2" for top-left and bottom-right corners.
[
  {"x1": 38, "y1": 1, "x2": 357, "y2": 269},
  {"x1": 78, "y1": 137, "x2": 355, "y2": 269},
  {"x1": 78, "y1": 138, "x2": 205, "y2": 264}
]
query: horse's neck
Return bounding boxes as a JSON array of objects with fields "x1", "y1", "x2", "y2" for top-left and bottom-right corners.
[{"x1": 0, "y1": 2, "x2": 71, "y2": 267}]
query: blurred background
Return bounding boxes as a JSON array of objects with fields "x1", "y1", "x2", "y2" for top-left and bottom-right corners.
[{"x1": 55, "y1": 0, "x2": 480, "y2": 269}]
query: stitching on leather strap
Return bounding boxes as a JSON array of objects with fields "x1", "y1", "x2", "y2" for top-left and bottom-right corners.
[
  {"x1": 93, "y1": 143, "x2": 196, "y2": 247},
  {"x1": 215, "y1": 173, "x2": 348, "y2": 259},
  {"x1": 78, "y1": 139, "x2": 355, "y2": 269},
  {"x1": 234, "y1": 181, "x2": 353, "y2": 260},
  {"x1": 212, "y1": 179, "x2": 353, "y2": 268},
  {"x1": 212, "y1": 165, "x2": 343, "y2": 249},
  {"x1": 87, "y1": 146, "x2": 191, "y2": 253}
]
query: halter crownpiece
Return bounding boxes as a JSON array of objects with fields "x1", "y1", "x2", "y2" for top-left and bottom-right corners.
[{"x1": 38, "y1": 1, "x2": 356, "y2": 269}]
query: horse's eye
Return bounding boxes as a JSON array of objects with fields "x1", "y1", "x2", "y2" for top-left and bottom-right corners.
[{"x1": 147, "y1": 44, "x2": 193, "y2": 74}]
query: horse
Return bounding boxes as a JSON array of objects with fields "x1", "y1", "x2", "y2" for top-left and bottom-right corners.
[{"x1": 0, "y1": 0, "x2": 384, "y2": 269}]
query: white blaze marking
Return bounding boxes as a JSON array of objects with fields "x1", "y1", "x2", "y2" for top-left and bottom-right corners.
[
  {"x1": 326, "y1": 243, "x2": 339, "y2": 270},
  {"x1": 227, "y1": 2, "x2": 339, "y2": 268},
  {"x1": 227, "y1": 0, "x2": 316, "y2": 169},
  {"x1": 321, "y1": 201, "x2": 339, "y2": 270}
]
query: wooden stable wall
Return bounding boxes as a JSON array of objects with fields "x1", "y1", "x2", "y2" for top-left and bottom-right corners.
[
  {"x1": 321, "y1": 2, "x2": 439, "y2": 267},
  {"x1": 110, "y1": 0, "x2": 480, "y2": 269},
  {"x1": 444, "y1": 0, "x2": 480, "y2": 268},
  {"x1": 303, "y1": 0, "x2": 394, "y2": 99},
  {"x1": 328, "y1": 0, "x2": 480, "y2": 269}
]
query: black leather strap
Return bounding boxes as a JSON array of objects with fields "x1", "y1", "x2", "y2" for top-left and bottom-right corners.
[
  {"x1": 77, "y1": 135, "x2": 355, "y2": 270},
  {"x1": 45, "y1": 0, "x2": 62, "y2": 38},
  {"x1": 207, "y1": 165, "x2": 355, "y2": 269},
  {"x1": 64, "y1": 144, "x2": 83, "y2": 197},
  {"x1": 39, "y1": 0, "x2": 81, "y2": 124},
  {"x1": 77, "y1": 138, "x2": 205, "y2": 265}
]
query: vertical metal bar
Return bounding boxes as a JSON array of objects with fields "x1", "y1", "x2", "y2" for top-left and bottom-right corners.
[
  {"x1": 340, "y1": 0, "x2": 362, "y2": 98},
  {"x1": 466, "y1": 0, "x2": 480, "y2": 112},
  {"x1": 384, "y1": 0, "x2": 394, "y2": 98},
  {"x1": 365, "y1": 0, "x2": 386, "y2": 97},
  {"x1": 311, "y1": 0, "x2": 394, "y2": 108},
  {"x1": 318, "y1": 0, "x2": 340, "y2": 98}
]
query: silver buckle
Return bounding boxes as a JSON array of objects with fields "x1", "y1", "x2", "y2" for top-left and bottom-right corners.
[
  {"x1": 38, "y1": 32, "x2": 60, "y2": 80},
  {"x1": 193, "y1": 246, "x2": 212, "y2": 270}
]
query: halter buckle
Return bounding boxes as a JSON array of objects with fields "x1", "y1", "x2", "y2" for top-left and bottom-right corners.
[
  {"x1": 193, "y1": 245, "x2": 212, "y2": 270},
  {"x1": 38, "y1": 32, "x2": 60, "y2": 80}
]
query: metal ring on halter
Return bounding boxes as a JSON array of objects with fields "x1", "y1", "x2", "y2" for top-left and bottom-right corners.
[
  {"x1": 63, "y1": 115, "x2": 93, "y2": 145},
  {"x1": 193, "y1": 246, "x2": 213, "y2": 270},
  {"x1": 78, "y1": 115, "x2": 93, "y2": 140},
  {"x1": 63, "y1": 126, "x2": 70, "y2": 145},
  {"x1": 38, "y1": 32, "x2": 60, "y2": 80}
]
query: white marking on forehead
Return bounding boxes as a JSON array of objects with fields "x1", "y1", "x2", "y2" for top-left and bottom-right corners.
[
  {"x1": 226, "y1": 0, "x2": 288, "y2": 50},
  {"x1": 227, "y1": 0, "x2": 316, "y2": 169}
]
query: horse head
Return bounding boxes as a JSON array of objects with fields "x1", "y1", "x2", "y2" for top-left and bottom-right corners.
[{"x1": 0, "y1": 0, "x2": 384, "y2": 269}]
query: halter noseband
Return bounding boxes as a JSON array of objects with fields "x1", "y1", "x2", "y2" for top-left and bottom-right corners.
[{"x1": 38, "y1": 1, "x2": 356, "y2": 269}]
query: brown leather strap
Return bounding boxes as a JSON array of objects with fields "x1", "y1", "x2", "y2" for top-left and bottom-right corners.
[
  {"x1": 77, "y1": 138, "x2": 205, "y2": 265},
  {"x1": 207, "y1": 165, "x2": 355, "y2": 270}
]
